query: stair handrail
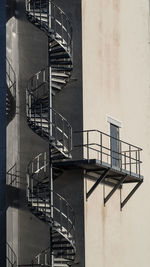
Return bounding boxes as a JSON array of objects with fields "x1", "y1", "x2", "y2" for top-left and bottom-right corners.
[
  {"x1": 27, "y1": 173, "x2": 75, "y2": 236},
  {"x1": 74, "y1": 129, "x2": 142, "y2": 177},
  {"x1": 26, "y1": 100, "x2": 72, "y2": 154},
  {"x1": 26, "y1": 0, "x2": 73, "y2": 54}
]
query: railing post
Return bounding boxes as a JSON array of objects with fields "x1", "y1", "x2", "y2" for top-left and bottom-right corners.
[
  {"x1": 119, "y1": 140, "x2": 122, "y2": 170},
  {"x1": 124, "y1": 152, "x2": 126, "y2": 170},
  {"x1": 33, "y1": 0, "x2": 35, "y2": 22},
  {"x1": 70, "y1": 126, "x2": 72, "y2": 152},
  {"x1": 87, "y1": 132, "x2": 89, "y2": 159},
  {"x1": 26, "y1": 174, "x2": 29, "y2": 200},
  {"x1": 62, "y1": 118, "x2": 65, "y2": 150},
  {"x1": 136, "y1": 150, "x2": 138, "y2": 174},
  {"x1": 29, "y1": 93, "x2": 31, "y2": 118},
  {"x1": 31, "y1": 178, "x2": 33, "y2": 205},
  {"x1": 100, "y1": 132, "x2": 102, "y2": 163},
  {"x1": 138, "y1": 149, "x2": 141, "y2": 177},
  {"x1": 54, "y1": 4, "x2": 56, "y2": 34},
  {"x1": 66, "y1": 18, "x2": 69, "y2": 51},
  {"x1": 67, "y1": 204, "x2": 69, "y2": 236},
  {"x1": 40, "y1": 103, "x2": 43, "y2": 136},
  {"x1": 129, "y1": 145, "x2": 131, "y2": 175},
  {"x1": 40, "y1": 0, "x2": 41, "y2": 26},
  {"x1": 60, "y1": 197, "x2": 62, "y2": 231},
  {"x1": 44, "y1": 152, "x2": 47, "y2": 173},
  {"x1": 48, "y1": 0, "x2": 52, "y2": 30},
  {"x1": 110, "y1": 134, "x2": 112, "y2": 167},
  {"x1": 61, "y1": 11, "x2": 63, "y2": 43}
]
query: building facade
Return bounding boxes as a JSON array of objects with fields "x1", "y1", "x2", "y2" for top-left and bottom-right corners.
[{"x1": 4, "y1": 0, "x2": 150, "y2": 267}]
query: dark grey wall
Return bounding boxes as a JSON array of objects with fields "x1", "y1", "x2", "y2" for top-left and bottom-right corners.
[
  {"x1": 52, "y1": 2, "x2": 85, "y2": 267},
  {"x1": 7, "y1": 0, "x2": 85, "y2": 265},
  {"x1": 16, "y1": 0, "x2": 49, "y2": 264},
  {"x1": 0, "y1": 0, "x2": 6, "y2": 264}
]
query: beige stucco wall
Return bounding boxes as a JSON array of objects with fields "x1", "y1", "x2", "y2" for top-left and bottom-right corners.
[{"x1": 82, "y1": 0, "x2": 150, "y2": 267}]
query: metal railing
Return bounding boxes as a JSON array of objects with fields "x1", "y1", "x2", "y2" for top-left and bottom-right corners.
[
  {"x1": 26, "y1": 0, "x2": 73, "y2": 55},
  {"x1": 74, "y1": 130, "x2": 142, "y2": 177},
  {"x1": 6, "y1": 58, "x2": 16, "y2": 99},
  {"x1": 27, "y1": 172, "x2": 75, "y2": 239},
  {"x1": 26, "y1": 67, "x2": 49, "y2": 99},
  {"x1": 26, "y1": 87, "x2": 72, "y2": 155},
  {"x1": 27, "y1": 152, "x2": 63, "y2": 177}
]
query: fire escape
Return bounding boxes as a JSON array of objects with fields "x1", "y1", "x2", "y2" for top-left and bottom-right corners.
[
  {"x1": 25, "y1": 0, "x2": 76, "y2": 266},
  {"x1": 4, "y1": 0, "x2": 143, "y2": 265},
  {"x1": 55, "y1": 130, "x2": 143, "y2": 210}
]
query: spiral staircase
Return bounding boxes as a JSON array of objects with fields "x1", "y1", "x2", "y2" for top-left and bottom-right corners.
[
  {"x1": 6, "y1": 58, "x2": 16, "y2": 125},
  {"x1": 25, "y1": 1, "x2": 76, "y2": 266}
]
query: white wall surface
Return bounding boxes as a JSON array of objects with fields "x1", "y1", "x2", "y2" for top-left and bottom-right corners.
[{"x1": 82, "y1": 0, "x2": 150, "y2": 266}]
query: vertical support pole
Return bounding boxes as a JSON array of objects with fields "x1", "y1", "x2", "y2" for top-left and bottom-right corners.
[
  {"x1": 0, "y1": 0, "x2": 6, "y2": 265},
  {"x1": 100, "y1": 132, "x2": 102, "y2": 164},
  {"x1": 87, "y1": 132, "x2": 89, "y2": 159},
  {"x1": 138, "y1": 149, "x2": 140, "y2": 178},
  {"x1": 129, "y1": 145, "x2": 131, "y2": 175},
  {"x1": 48, "y1": 2, "x2": 54, "y2": 267},
  {"x1": 119, "y1": 140, "x2": 122, "y2": 170}
]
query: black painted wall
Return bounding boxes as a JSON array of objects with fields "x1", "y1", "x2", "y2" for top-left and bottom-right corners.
[{"x1": 7, "y1": 0, "x2": 85, "y2": 266}]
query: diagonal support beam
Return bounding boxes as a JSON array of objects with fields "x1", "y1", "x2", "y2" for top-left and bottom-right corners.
[
  {"x1": 121, "y1": 180, "x2": 143, "y2": 210},
  {"x1": 86, "y1": 168, "x2": 110, "y2": 200},
  {"x1": 104, "y1": 175, "x2": 127, "y2": 205}
]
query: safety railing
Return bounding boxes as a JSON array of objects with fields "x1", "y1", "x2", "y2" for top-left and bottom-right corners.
[
  {"x1": 27, "y1": 172, "x2": 75, "y2": 239},
  {"x1": 26, "y1": 0, "x2": 73, "y2": 55},
  {"x1": 26, "y1": 87, "x2": 72, "y2": 155},
  {"x1": 6, "y1": 58, "x2": 16, "y2": 99},
  {"x1": 26, "y1": 67, "x2": 49, "y2": 100},
  {"x1": 74, "y1": 130, "x2": 142, "y2": 178},
  {"x1": 27, "y1": 152, "x2": 63, "y2": 177}
]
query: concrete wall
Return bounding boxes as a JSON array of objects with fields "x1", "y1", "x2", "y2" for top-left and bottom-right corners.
[
  {"x1": 82, "y1": 0, "x2": 150, "y2": 266},
  {"x1": 6, "y1": 3, "x2": 19, "y2": 260},
  {"x1": 7, "y1": 0, "x2": 84, "y2": 265}
]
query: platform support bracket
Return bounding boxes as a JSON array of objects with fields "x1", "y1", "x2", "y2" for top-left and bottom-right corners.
[
  {"x1": 104, "y1": 175, "x2": 127, "y2": 205},
  {"x1": 86, "y1": 168, "x2": 110, "y2": 200},
  {"x1": 121, "y1": 180, "x2": 143, "y2": 210}
]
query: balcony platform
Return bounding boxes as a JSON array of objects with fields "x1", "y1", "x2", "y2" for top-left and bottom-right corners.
[
  {"x1": 54, "y1": 159, "x2": 143, "y2": 209},
  {"x1": 54, "y1": 158, "x2": 143, "y2": 184}
]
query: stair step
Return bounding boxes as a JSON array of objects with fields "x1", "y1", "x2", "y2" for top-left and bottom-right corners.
[
  {"x1": 52, "y1": 67, "x2": 72, "y2": 72},
  {"x1": 52, "y1": 240, "x2": 70, "y2": 245},
  {"x1": 52, "y1": 83, "x2": 63, "y2": 90},
  {"x1": 51, "y1": 61, "x2": 72, "y2": 66},
  {"x1": 53, "y1": 247, "x2": 73, "y2": 251},
  {"x1": 50, "y1": 46, "x2": 65, "y2": 54},
  {"x1": 52, "y1": 72, "x2": 68, "y2": 78},
  {"x1": 50, "y1": 53, "x2": 69, "y2": 60},
  {"x1": 52, "y1": 77, "x2": 67, "y2": 84},
  {"x1": 50, "y1": 40, "x2": 59, "y2": 48},
  {"x1": 29, "y1": 11, "x2": 47, "y2": 18}
]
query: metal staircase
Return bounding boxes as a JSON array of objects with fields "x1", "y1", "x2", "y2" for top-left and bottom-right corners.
[
  {"x1": 6, "y1": 58, "x2": 16, "y2": 124},
  {"x1": 25, "y1": 0, "x2": 75, "y2": 266}
]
